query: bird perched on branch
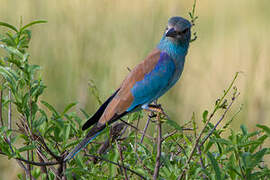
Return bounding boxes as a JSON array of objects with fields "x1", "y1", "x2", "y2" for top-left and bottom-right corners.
[{"x1": 64, "y1": 16, "x2": 191, "y2": 162}]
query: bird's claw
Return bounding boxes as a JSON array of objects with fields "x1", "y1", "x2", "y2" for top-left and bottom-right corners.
[{"x1": 144, "y1": 104, "x2": 170, "y2": 120}]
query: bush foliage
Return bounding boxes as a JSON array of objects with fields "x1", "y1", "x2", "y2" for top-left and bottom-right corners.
[{"x1": 0, "y1": 19, "x2": 269, "y2": 180}]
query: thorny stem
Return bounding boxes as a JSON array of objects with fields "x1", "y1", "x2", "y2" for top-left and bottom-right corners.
[{"x1": 153, "y1": 113, "x2": 162, "y2": 180}]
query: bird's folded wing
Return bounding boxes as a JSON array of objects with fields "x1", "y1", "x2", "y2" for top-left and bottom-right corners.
[{"x1": 98, "y1": 49, "x2": 176, "y2": 125}]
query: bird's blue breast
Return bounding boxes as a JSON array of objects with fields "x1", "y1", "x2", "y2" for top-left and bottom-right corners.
[{"x1": 127, "y1": 52, "x2": 177, "y2": 111}]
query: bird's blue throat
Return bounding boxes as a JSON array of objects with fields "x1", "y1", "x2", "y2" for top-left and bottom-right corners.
[{"x1": 157, "y1": 37, "x2": 189, "y2": 61}]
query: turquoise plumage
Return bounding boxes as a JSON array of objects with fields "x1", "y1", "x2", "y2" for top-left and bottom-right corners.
[{"x1": 64, "y1": 16, "x2": 191, "y2": 162}]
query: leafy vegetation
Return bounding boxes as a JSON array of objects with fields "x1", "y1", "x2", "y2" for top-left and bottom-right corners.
[{"x1": 0, "y1": 3, "x2": 269, "y2": 179}]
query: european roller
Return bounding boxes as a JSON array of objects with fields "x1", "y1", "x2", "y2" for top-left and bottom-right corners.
[{"x1": 64, "y1": 16, "x2": 191, "y2": 161}]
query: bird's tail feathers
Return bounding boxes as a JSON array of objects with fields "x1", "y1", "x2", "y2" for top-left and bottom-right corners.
[
  {"x1": 65, "y1": 110, "x2": 130, "y2": 162},
  {"x1": 64, "y1": 125, "x2": 104, "y2": 162}
]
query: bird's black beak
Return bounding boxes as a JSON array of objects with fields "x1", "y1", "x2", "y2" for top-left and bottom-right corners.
[{"x1": 166, "y1": 28, "x2": 177, "y2": 37}]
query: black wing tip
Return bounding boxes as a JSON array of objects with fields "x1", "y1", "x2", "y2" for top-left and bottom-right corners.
[
  {"x1": 82, "y1": 122, "x2": 92, "y2": 131},
  {"x1": 81, "y1": 89, "x2": 120, "y2": 131},
  {"x1": 82, "y1": 125, "x2": 87, "y2": 131}
]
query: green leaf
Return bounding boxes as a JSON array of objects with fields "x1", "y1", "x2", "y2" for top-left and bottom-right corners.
[
  {"x1": 64, "y1": 125, "x2": 71, "y2": 141},
  {"x1": 0, "y1": 126, "x2": 8, "y2": 134},
  {"x1": 240, "y1": 124, "x2": 248, "y2": 135},
  {"x1": 30, "y1": 81, "x2": 46, "y2": 101},
  {"x1": 28, "y1": 64, "x2": 40, "y2": 74},
  {"x1": 61, "y1": 102, "x2": 77, "y2": 116},
  {"x1": 33, "y1": 115, "x2": 46, "y2": 129},
  {"x1": 183, "y1": 134, "x2": 192, "y2": 146},
  {"x1": 41, "y1": 100, "x2": 60, "y2": 117},
  {"x1": 88, "y1": 79, "x2": 102, "y2": 105},
  {"x1": 18, "y1": 144, "x2": 36, "y2": 152},
  {"x1": 80, "y1": 108, "x2": 89, "y2": 119},
  {"x1": 137, "y1": 143, "x2": 151, "y2": 156},
  {"x1": 0, "y1": 66, "x2": 17, "y2": 92},
  {"x1": 0, "y1": 44, "x2": 24, "y2": 58},
  {"x1": 0, "y1": 21, "x2": 18, "y2": 32},
  {"x1": 250, "y1": 135, "x2": 268, "y2": 153},
  {"x1": 165, "y1": 119, "x2": 183, "y2": 131},
  {"x1": 207, "y1": 152, "x2": 222, "y2": 180},
  {"x1": 20, "y1": 20, "x2": 47, "y2": 32},
  {"x1": 6, "y1": 56, "x2": 22, "y2": 67},
  {"x1": 202, "y1": 110, "x2": 208, "y2": 123},
  {"x1": 256, "y1": 124, "x2": 270, "y2": 137},
  {"x1": 252, "y1": 148, "x2": 267, "y2": 167},
  {"x1": 22, "y1": 92, "x2": 30, "y2": 109},
  {"x1": 211, "y1": 138, "x2": 232, "y2": 145},
  {"x1": 204, "y1": 141, "x2": 214, "y2": 153}
]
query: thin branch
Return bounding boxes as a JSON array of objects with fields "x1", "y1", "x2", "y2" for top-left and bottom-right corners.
[
  {"x1": 85, "y1": 154, "x2": 146, "y2": 180},
  {"x1": 119, "y1": 119, "x2": 155, "y2": 141},
  {"x1": 36, "y1": 132, "x2": 61, "y2": 160},
  {"x1": 173, "y1": 139, "x2": 188, "y2": 158},
  {"x1": 134, "y1": 114, "x2": 140, "y2": 155},
  {"x1": 18, "y1": 116, "x2": 61, "y2": 161},
  {"x1": 35, "y1": 148, "x2": 62, "y2": 180},
  {"x1": 199, "y1": 93, "x2": 240, "y2": 147},
  {"x1": 27, "y1": 150, "x2": 32, "y2": 180},
  {"x1": 0, "y1": 89, "x2": 3, "y2": 126},
  {"x1": 1, "y1": 138, "x2": 31, "y2": 179},
  {"x1": 0, "y1": 151, "x2": 60, "y2": 166},
  {"x1": 57, "y1": 151, "x2": 68, "y2": 180},
  {"x1": 36, "y1": 151, "x2": 48, "y2": 177},
  {"x1": 140, "y1": 113, "x2": 152, "y2": 143},
  {"x1": 6, "y1": 88, "x2": 33, "y2": 179},
  {"x1": 29, "y1": 86, "x2": 33, "y2": 180},
  {"x1": 197, "y1": 146, "x2": 207, "y2": 179},
  {"x1": 153, "y1": 113, "x2": 162, "y2": 180},
  {"x1": 178, "y1": 73, "x2": 239, "y2": 180},
  {"x1": 116, "y1": 140, "x2": 128, "y2": 180},
  {"x1": 8, "y1": 89, "x2": 11, "y2": 133},
  {"x1": 162, "y1": 128, "x2": 194, "y2": 142},
  {"x1": 134, "y1": 151, "x2": 153, "y2": 175}
]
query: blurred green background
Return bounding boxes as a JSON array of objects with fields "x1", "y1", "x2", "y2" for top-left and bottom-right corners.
[{"x1": 1, "y1": 0, "x2": 270, "y2": 179}]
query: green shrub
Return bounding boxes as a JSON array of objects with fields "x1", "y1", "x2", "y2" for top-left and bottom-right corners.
[{"x1": 0, "y1": 17, "x2": 269, "y2": 180}]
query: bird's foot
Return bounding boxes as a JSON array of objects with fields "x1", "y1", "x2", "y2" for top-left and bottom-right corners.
[{"x1": 143, "y1": 104, "x2": 170, "y2": 120}]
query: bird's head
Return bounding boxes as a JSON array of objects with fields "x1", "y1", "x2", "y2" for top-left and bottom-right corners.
[{"x1": 164, "y1": 16, "x2": 191, "y2": 46}]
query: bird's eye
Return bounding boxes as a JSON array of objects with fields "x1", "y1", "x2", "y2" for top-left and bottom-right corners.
[
  {"x1": 181, "y1": 28, "x2": 188, "y2": 34},
  {"x1": 165, "y1": 27, "x2": 168, "y2": 30}
]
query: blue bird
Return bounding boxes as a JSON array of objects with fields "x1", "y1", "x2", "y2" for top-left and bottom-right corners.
[{"x1": 64, "y1": 16, "x2": 191, "y2": 161}]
